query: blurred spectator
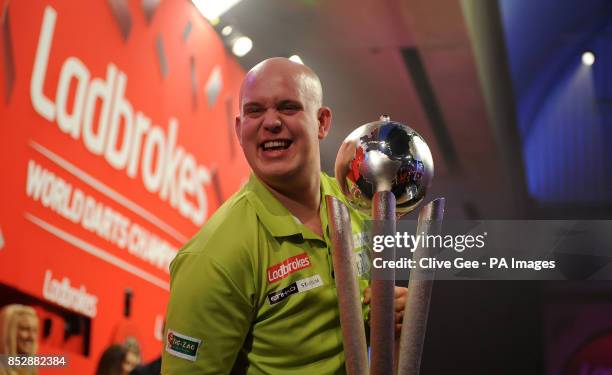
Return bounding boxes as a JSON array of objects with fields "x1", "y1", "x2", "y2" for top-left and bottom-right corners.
[
  {"x1": 0, "y1": 305, "x2": 39, "y2": 356},
  {"x1": 129, "y1": 356, "x2": 160, "y2": 375},
  {"x1": 96, "y1": 344, "x2": 141, "y2": 375},
  {"x1": 122, "y1": 337, "x2": 141, "y2": 373},
  {"x1": 95, "y1": 345, "x2": 125, "y2": 375},
  {"x1": 129, "y1": 320, "x2": 161, "y2": 375},
  {"x1": 0, "y1": 304, "x2": 39, "y2": 375}
]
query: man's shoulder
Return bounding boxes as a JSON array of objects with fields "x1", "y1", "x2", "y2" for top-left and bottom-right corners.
[
  {"x1": 321, "y1": 172, "x2": 367, "y2": 220},
  {"x1": 181, "y1": 186, "x2": 259, "y2": 256},
  {"x1": 320, "y1": 172, "x2": 343, "y2": 197},
  {"x1": 169, "y1": 186, "x2": 262, "y2": 283},
  {"x1": 200, "y1": 188, "x2": 257, "y2": 241}
]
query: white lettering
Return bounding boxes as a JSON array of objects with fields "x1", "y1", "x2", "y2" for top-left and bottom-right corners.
[
  {"x1": 192, "y1": 167, "x2": 210, "y2": 225},
  {"x1": 178, "y1": 153, "x2": 195, "y2": 218},
  {"x1": 26, "y1": 161, "x2": 177, "y2": 272},
  {"x1": 105, "y1": 70, "x2": 133, "y2": 169},
  {"x1": 142, "y1": 125, "x2": 165, "y2": 192},
  {"x1": 56, "y1": 57, "x2": 90, "y2": 139},
  {"x1": 26, "y1": 160, "x2": 45, "y2": 199},
  {"x1": 82, "y1": 64, "x2": 116, "y2": 155},
  {"x1": 126, "y1": 112, "x2": 151, "y2": 178},
  {"x1": 159, "y1": 118, "x2": 184, "y2": 205},
  {"x1": 30, "y1": 6, "x2": 57, "y2": 121},
  {"x1": 42, "y1": 270, "x2": 98, "y2": 318},
  {"x1": 29, "y1": 6, "x2": 212, "y2": 226}
]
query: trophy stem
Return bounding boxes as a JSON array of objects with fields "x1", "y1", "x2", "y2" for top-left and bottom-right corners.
[
  {"x1": 325, "y1": 195, "x2": 369, "y2": 375},
  {"x1": 370, "y1": 191, "x2": 396, "y2": 375},
  {"x1": 397, "y1": 198, "x2": 445, "y2": 375}
]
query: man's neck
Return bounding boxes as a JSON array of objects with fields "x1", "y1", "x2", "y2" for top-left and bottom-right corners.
[{"x1": 262, "y1": 173, "x2": 323, "y2": 237}]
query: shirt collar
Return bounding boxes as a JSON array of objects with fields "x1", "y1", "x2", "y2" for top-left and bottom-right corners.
[{"x1": 245, "y1": 174, "x2": 324, "y2": 240}]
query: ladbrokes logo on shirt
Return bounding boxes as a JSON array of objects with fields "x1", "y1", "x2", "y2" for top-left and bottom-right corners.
[{"x1": 267, "y1": 253, "x2": 311, "y2": 283}]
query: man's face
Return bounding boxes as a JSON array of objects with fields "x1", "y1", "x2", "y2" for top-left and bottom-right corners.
[
  {"x1": 15, "y1": 314, "x2": 38, "y2": 355},
  {"x1": 236, "y1": 66, "x2": 329, "y2": 186}
]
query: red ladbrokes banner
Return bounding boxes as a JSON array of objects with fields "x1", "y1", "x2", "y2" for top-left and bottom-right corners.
[{"x1": 0, "y1": 0, "x2": 248, "y2": 372}]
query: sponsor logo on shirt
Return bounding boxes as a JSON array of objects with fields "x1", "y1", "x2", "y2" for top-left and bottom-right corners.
[
  {"x1": 296, "y1": 274, "x2": 324, "y2": 292},
  {"x1": 268, "y1": 274, "x2": 323, "y2": 305},
  {"x1": 268, "y1": 283, "x2": 299, "y2": 305},
  {"x1": 267, "y1": 253, "x2": 311, "y2": 283},
  {"x1": 166, "y1": 329, "x2": 201, "y2": 362}
]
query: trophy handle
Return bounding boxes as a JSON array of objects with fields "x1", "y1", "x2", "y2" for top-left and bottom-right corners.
[
  {"x1": 325, "y1": 195, "x2": 369, "y2": 375},
  {"x1": 397, "y1": 197, "x2": 446, "y2": 375},
  {"x1": 370, "y1": 191, "x2": 397, "y2": 375}
]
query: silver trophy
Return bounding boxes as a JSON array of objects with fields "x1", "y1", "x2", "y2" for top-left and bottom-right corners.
[{"x1": 326, "y1": 115, "x2": 445, "y2": 375}]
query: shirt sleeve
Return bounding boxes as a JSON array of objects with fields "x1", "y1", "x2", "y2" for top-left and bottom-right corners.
[{"x1": 162, "y1": 249, "x2": 255, "y2": 375}]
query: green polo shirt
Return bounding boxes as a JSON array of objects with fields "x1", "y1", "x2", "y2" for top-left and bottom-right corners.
[{"x1": 162, "y1": 173, "x2": 371, "y2": 374}]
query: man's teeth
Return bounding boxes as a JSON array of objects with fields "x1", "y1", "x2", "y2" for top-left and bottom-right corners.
[{"x1": 262, "y1": 140, "x2": 290, "y2": 150}]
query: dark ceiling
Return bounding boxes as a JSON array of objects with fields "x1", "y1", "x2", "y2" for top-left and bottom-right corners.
[{"x1": 216, "y1": 0, "x2": 612, "y2": 219}]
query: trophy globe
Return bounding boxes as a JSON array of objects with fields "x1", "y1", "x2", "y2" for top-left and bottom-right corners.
[{"x1": 334, "y1": 115, "x2": 434, "y2": 217}]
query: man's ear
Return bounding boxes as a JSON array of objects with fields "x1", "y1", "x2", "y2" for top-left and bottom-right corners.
[
  {"x1": 317, "y1": 107, "x2": 332, "y2": 140},
  {"x1": 234, "y1": 115, "x2": 243, "y2": 146}
]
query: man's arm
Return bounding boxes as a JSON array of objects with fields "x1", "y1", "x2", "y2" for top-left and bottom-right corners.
[{"x1": 162, "y1": 251, "x2": 255, "y2": 374}]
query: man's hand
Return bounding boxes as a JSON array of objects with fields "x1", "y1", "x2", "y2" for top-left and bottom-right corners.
[{"x1": 363, "y1": 286, "x2": 408, "y2": 335}]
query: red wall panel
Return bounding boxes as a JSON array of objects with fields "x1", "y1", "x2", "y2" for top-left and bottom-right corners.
[{"x1": 0, "y1": 1, "x2": 249, "y2": 373}]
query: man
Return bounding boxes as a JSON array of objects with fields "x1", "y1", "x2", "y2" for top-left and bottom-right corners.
[{"x1": 162, "y1": 58, "x2": 406, "y2": 374}]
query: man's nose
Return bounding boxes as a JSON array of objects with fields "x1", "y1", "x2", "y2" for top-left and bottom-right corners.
[{"x1": 262, "y1": 110, "x2": 282, "y2": 133}]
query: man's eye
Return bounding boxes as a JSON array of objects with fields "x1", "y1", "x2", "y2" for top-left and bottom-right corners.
[
  {"x1": 245, "y1": 107, "x2": 263, "y2": 116},
  {"x1": 280, "y1": 105, "x2": 301, "y2": 113}
]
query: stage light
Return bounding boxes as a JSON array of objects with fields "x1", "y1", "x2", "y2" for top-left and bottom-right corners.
[
  {"x1": 192, "y1": 0, "x2": 242, "y2": 22},
  {"x1": 582, "y1": 51, "x2": 595, "y2": 66},
  {"x1": 289, "y1": 55, "x2": 303, "y2": 64},
  {"x1": 221, "y1": 26, "x2": 233, "y2": 36},
  {"x1": 232, "y1": 36, "x2": 253, "y2": 57}
]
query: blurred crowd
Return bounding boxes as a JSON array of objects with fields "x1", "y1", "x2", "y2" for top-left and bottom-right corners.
[{"x1": 0, "y1": 304, "x2": 161, "y2": 375}]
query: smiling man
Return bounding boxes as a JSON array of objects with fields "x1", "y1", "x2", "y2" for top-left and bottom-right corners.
[
  {"x1": 236, "y1": 57, "x2": 331, "y2": 237},
  {"x1": 162, "y1": 58, "x2": 406, "y2": 374}
]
